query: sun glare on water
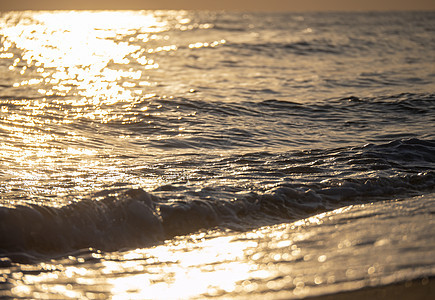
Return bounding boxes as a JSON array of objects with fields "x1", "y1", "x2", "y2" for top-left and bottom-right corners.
[
  {"x1": 1, "y1": 11, "x2": 167, "y2": 101},
  {"x1": 106, "y1": 235, "x2": 260, "y2": 299},
  {"x1": 0, "y1": 11, "x2": 179, "y2": 206}
]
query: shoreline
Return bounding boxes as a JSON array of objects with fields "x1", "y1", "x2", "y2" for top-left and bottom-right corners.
[{"x1": 307, "y1": 277, "x2": 434, "y2": 300}]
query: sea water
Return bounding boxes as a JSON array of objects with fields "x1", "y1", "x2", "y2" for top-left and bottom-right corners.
[{"x1": 0, "y1": 10, "x2": 434, "y2": 299}]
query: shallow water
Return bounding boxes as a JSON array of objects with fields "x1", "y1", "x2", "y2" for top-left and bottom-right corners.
[{"x1": 0, "y1": 10, "x2": 434, "y2": 298}]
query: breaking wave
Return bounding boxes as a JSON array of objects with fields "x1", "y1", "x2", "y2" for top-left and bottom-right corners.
[{"x1": 1, "y1": 138, "x2": 433, "y2": 257}]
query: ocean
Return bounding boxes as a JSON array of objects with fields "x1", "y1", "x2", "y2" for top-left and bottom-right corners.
[{"x1": 0, "y1": 10, "x2": 434, "y2": 299}]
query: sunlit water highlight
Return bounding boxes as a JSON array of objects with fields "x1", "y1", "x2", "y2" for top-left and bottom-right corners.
[{"x1": 0, "y1": 10, "x2": 434, "y2": 299}]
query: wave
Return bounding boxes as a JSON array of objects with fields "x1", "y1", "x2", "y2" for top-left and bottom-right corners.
[
  {"x1": 2, "y1": 92, "x2": 433, "y2": 152},
  {"x1": 142, "y1": 93, "x2": 435, "y2": 121},
  {"x1": 1, "y1": 138, "x2": 434, "y2": 258},
  {"x1": 226, "y1": 40, "x2": 343, "y2": 57},
  {"x1": 105, "y1": 92, "x2": 435, "y2": 129}
]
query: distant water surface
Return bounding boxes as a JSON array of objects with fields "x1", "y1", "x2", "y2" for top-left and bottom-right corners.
[{"x1": 0, "y1": 10, "x2": 434, "y2": 299}]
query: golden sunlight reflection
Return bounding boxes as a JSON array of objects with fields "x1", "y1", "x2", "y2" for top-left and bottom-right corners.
[
  {"x1": 52, "y1": 207, "x2": 374, "y2": 299},
  {"x1": 0, "y1": 11, "x2": 188, "y2": 205},
  {"x1": 7, "y1": 199, "x2": 430, "y2": 299},
  {"x1": 0, "y1": 10, "x2": 220, "y2": 184},
  {"x1": 0, "y1": 11, "x2": 169, "y2": 113},
  {"x1": 106, "y1": 234, "x2": 261, "y2": 299}
]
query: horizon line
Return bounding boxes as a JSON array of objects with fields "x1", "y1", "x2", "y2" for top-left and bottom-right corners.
[{"x1": 1, "y1": 8, "x2": 435, "y2": 12}]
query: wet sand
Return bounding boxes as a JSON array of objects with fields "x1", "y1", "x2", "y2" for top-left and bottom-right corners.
[{"x1": 308, "y1": 277, "x2": 434, "y2": 300}]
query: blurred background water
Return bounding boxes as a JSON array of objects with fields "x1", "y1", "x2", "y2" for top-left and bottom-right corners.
[{"x1": 0, "y1": 10, "x2": 434, "y2": 299}]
